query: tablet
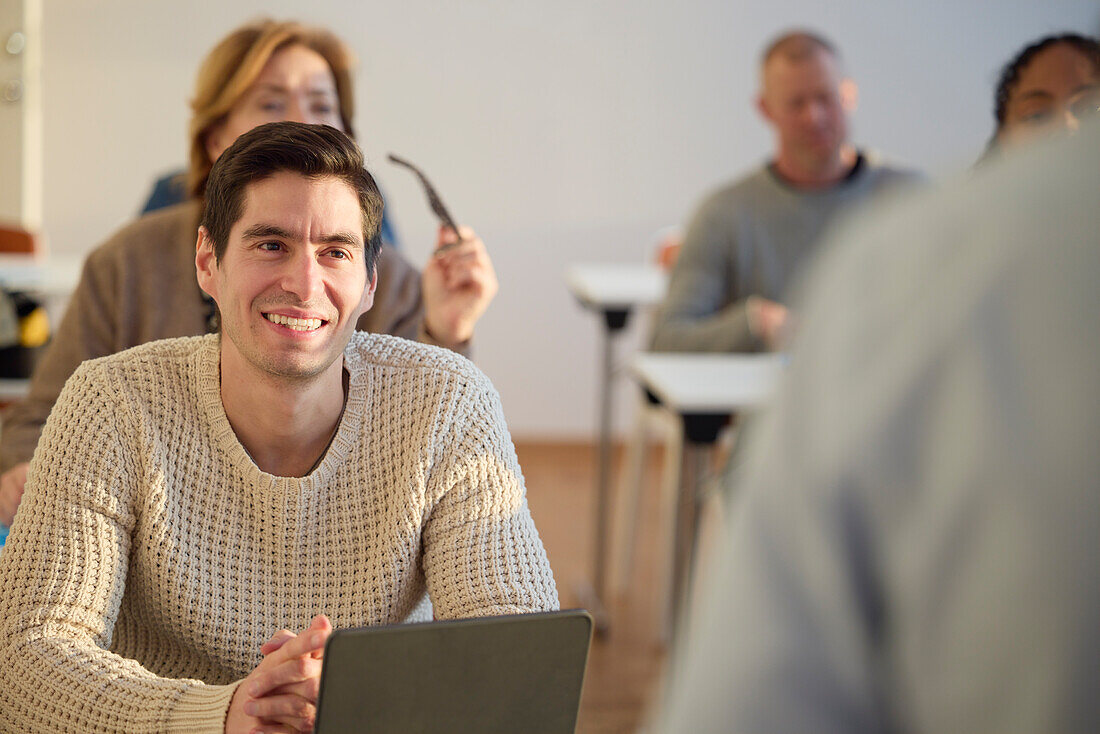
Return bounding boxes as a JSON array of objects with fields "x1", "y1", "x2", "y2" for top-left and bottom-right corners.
[{"x1": 314, "y1": 609, "x2": 593, "y2": 734}]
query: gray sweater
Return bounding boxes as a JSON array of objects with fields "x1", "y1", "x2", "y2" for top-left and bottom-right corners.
[{"x1": 652, "y1": 155, "x2": 920, "y2": 352}]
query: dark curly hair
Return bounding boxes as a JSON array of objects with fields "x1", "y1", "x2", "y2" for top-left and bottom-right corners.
[{"x1": 993, "y1": 33, "x2": 1100, "y2": 130}]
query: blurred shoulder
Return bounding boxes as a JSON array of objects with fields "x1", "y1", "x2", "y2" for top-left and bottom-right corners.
[{"x1": 87, "y1": 200, "x2": 202, "y2": 265}]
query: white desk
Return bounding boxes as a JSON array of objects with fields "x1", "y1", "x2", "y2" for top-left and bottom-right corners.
[
  {"x1": 0, "y1": 254, "x2": 83, "y2": 296},
  {"x1": 565, "y1": 263, "x2": 666, "y2": 311},
  {"x1": 631, "y1": 353, "x2": 785, "y2": 414},
  {"x1": 630, "y1": 352, "x2": 785, "y2": 635},
  {"x1": 565, "y1": 262, "x2": 667, "y2": 633},
  {"x1": 0, "y1": 379, "x2": 30, "y2": 402}
]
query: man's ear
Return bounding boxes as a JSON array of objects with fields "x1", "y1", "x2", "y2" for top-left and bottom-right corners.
[
  {"x1": 356, "y1": 269, "x2": 378, "y2": 318},
  {"x1": 839, "y1": 78, "x2": 858, "y2": 113},
  {"x1": 195, "y1": 226, "x2": 219, "y2": 301},
  {"x1": 756, "y1": 92, "x2": 775, "y2": 125}
]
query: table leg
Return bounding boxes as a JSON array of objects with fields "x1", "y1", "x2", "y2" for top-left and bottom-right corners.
[
  {"x1": 667, "y1": 413, "x2": 728, "y2": 641},
  {"x1": 669, "y1": 439, "x2": 705, "y2": 639},
  {"x1": 574, "y1": 308, "x2": 629, "y2": 636}
]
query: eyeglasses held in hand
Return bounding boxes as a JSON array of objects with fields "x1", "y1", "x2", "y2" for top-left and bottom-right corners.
[{"x1": 388, "y1": 154, "x2": 465, "y2": 253}]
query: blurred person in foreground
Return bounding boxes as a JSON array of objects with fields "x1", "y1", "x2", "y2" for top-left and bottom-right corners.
[
  {"x1": 0, "y1": 122, "x2": 557, "y2": 734},
  {"x1": 0, "y1": 19, "x2": 498, "y2": 527},
  {"x1": 659, "y1": 119, "x2": 1100, "y2": 732},
  {"x1": 985, "y1": 32, "x2": 1099, "y2": 155},
  {"x1": 650, "y1": 30, "x2": 919, "y2": 354}
]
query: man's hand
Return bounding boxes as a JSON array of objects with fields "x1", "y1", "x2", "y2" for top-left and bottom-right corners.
[
  {"x1": 0, "y1": 463, "x2": 29, "y2": 526},
  {"x1": 421, "y1": 225, "x2": 498, "y2": 348},
  {"x1": 746, "y1": 296, "x2": 791, "y2": 351},
  {"x1": 225, "y1": 615, "x2": 332, "y2": 734}
]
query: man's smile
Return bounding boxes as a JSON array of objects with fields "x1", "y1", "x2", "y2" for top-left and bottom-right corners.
[{"x1": 263, "y1": 312, "x2": 326, "y2": 332}]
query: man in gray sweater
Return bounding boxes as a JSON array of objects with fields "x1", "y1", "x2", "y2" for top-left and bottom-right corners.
[
  {"x1": 659, "y1": 123, "x2": 1100, "y2": 733},
  {"x1": 652, "y1": 30, "x2": 919, "y2": 353}
]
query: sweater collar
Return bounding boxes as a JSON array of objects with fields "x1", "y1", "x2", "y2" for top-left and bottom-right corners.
[{"x1": 193, "y1": 334, "x2": 368, "y2": 489}]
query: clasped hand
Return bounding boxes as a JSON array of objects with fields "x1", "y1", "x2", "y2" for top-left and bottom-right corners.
[{"x1": 226, "y1": 614, "x2": 332, "y2": 734}]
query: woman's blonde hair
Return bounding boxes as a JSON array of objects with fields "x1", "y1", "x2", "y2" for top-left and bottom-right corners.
[{"x1": 187, "y1": 19, "x2": 356, "y2": 198}]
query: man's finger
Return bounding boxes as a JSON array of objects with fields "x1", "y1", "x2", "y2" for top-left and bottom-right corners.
[
  {"x1": 305, "y1": 614, "x2": 331, "y2": 659},
  {"x1": 265, "y1": 677, "x2": 322, "y2": 705},
  {"x1": 244, "y1": 693, "x2": 315, "y2": 731},
  {"x1": 261, "y1": 629, "x2": 297, "y2": 656},
  {"x1": 273, "y1": 624, "x2": 329, "y2": 662},
  {"x1": 248, "y1": 653, "x2": 324, "y2": 698}
]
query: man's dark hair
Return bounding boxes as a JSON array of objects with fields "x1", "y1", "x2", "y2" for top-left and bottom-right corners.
[
  {"x1": 202, "y1": 121, "x2": 384, "y2": 277},
  {"x1": 993, "y1": 33, "x2": 1100, "y2": 129},
  {"x1": 760, "y1": 30, "x2": 840, "y2": 70}
]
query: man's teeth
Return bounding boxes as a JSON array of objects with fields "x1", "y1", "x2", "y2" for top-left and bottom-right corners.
[{"x1": 265, "y1": 313, "x2": 323, "y2": 331}]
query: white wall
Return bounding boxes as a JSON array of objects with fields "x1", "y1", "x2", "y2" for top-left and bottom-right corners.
[{"x1": 38, "y1": 0, "x2": 1098, "y2": 438}]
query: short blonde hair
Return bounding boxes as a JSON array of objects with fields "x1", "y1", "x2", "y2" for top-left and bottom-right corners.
[{"x1": 187, "y1": 19, "x2": 356, "y2": 198}]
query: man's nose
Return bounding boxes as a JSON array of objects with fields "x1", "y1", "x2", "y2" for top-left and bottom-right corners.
[
  {"x1": 803, "y1": 101, "x2": 827, "y2": 127},
  {"x1": 279, "y1": 252, "x2": 324, "y2": 301}
]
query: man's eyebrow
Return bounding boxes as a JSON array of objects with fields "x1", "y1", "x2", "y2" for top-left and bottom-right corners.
[
  {"x1": 319, "y1": 232, "x2": 363, "y2": 249},
  {"x1": 1014, "y1": 89, "x2": 1054, "y2": 104},
  {"x1": 241, "y1": 224, "x2": 361, "y2": 249},
  {"x1": 242, "y1": 224, "x2": 295, "y2": 240}
]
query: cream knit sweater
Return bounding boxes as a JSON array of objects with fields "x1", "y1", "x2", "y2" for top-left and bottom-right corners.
[{"x1": 0, "y1": 333, "x2": 558, "y2": 733}]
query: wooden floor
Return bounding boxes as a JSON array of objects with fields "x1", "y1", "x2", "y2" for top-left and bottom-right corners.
[{"x1": 517, "y1": 441, "x2": 671, "y2": 734}]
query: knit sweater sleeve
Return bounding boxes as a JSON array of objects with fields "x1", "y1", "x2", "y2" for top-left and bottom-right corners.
[
  {"x1": 420, "y1": 375, "x2": 559, "y2": 618},
  {"x1": 0, "y1": 360, "x2": 237, "y2": 733}
]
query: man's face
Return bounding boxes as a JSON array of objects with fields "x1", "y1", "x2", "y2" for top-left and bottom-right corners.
[
  {"x1": 999, "y1": 43, "x2": 1100, "y2": 147},
  {"x1": 196, "y1": 171, "x2": 375, "y2": 383},
  {"x1": 205, "y1": 43, "x2": 344, "y2": 162},
  {"x1": 758, "y1": 50, "x2": 854, "y2": 170}
]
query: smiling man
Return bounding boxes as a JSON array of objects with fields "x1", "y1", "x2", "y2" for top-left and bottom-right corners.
[
  {"x1": 0, "y1": 122, "x2": 558, "y2": 734},
  {"x1": 652, "y1": 30, "x2": 921, "y2": 353}
]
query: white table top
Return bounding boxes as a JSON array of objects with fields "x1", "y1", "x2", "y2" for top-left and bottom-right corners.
[
  {"x1": 631, "y1": 352, "x2": 786, "y2": 413},
  {"x1": 565, "y1": 263, "x2": 667, "y2": 310},
  {"x1": 0, "y1": 254, "x2": 84, "y2": 296},
  {"x1": 0, "y1": 378, "x2": 29, "y2": 402}
]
